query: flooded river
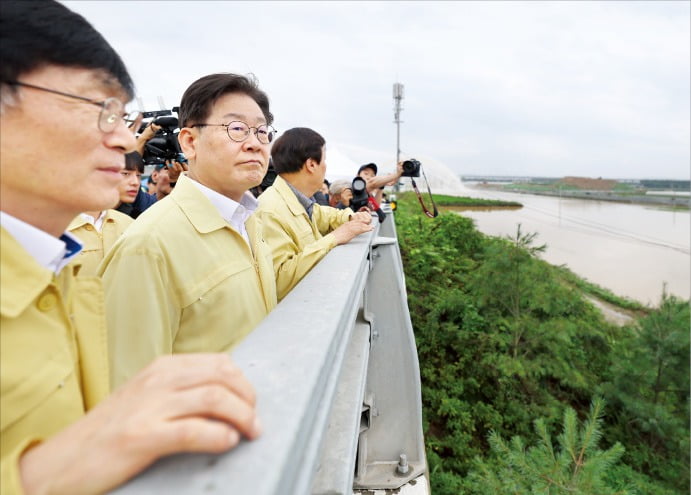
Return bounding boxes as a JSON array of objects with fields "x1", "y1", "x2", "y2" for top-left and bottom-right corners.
[{"x1": 448, "y1": 184, "x2": 690, "y2": 306}]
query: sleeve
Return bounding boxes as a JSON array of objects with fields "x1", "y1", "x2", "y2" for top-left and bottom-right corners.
[
  {"x1": 313, "y1": 205, "x2": 352, "y2": 235},
  {"x1": 98, "y1": 239, "x2": 179, "y2": 388},
  {"x1": 1, "y1": 437, "x2": 39, "y2": 495},
  {"x1": 259, "y1": 211, "x2": 337, "y2": 301}
]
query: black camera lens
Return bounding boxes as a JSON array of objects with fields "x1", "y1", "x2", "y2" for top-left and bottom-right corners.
[
  {"x1": 352, "y1": 176, "x2": 367, "y2": 193},
  {"x1": 401, "y1": 158, "x2": 421, "y2": 178}
]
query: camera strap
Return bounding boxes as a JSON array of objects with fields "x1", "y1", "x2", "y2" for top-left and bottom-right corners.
[{"x1": 410, "y1": 166, "x2": 438, "y2": 218}]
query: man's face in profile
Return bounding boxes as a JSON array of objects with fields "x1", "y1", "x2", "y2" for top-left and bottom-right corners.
[{"x1": 0, "y1": 65, "x2": 136, "y2": 226}]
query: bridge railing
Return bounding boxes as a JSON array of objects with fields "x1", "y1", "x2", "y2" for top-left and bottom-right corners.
[{"x1": 111, "y1": 206, "x2": 428, "y2": 495}]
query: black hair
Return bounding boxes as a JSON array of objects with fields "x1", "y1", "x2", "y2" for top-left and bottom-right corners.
[
  {"x1": 178, "y1": 73, "x2": 272, "y2": 128},
  {"x1": 124, "y1": 151, "x2": 144, "y2": 173},
  {"x1": 0, "y1": 0, "x2": 134, "y2": 98},
  {"x1": 270, "y1": 127, "x2": 325, "y2": 174}
]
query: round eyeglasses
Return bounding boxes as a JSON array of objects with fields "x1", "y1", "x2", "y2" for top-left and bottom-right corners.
[
  {"x1": 192, "y1": 121, "x2": 277, "y2": 145},
  {"x1": 5, "y1": 80, "x2": 142, "y2": 134}
]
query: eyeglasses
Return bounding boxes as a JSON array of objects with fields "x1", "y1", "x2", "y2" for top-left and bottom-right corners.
[
  {"x1": 191, "y1": 121, "x2": 277, "y2": 145},
  {"x1": 5, "y1": 80, "x2": 142, "y2": 134}
]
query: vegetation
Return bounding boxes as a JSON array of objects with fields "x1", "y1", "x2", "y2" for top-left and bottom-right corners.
[
  {"x1": 393, "y1": 195, "x2": 690, "y2": 495},
  {"x1": 404, "y1": 192, "x2": 521, "y2": 208}
]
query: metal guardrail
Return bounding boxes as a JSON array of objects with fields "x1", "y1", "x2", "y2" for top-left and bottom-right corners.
[{"x1": 111, "y1": 207, "x2": 428, "y2": 495}]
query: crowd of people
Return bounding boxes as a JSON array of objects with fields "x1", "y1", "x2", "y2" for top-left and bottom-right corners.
[{"x1": 0, "y1": 1, "x2": 406, "y2": 493}]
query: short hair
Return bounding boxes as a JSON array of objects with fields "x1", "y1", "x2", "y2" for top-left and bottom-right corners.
[
  {"x1": 178, "y1": 73, "x2": 273, "y2": 128},
  {"x1": 271, "y1": 127, "x2": 325, "y2": 174},
  {"x1": 329, "y1": 179, "x2": 351, "y2": 196},
  {"x1": 124, "y1": 151, "x2": 144, "y2": 173},
  {"x1": 0, "y1": 0, "x2": 134, "y2": 99}
]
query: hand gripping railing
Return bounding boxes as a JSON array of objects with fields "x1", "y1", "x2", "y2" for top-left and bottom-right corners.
[{"x1": 110, "y1": 207, "x2": 428, "y2": 495}]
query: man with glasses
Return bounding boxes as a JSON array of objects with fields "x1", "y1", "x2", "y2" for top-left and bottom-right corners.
[
  {"x1": 100, "y1": 73, "x2": 278, "y2": 386},
  {"x1": 1, "y1": 3, "x2": 261, "y2": 493}
]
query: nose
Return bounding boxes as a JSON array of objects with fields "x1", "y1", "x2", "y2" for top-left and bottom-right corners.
[
  {"x1": 242, "y1": 128, "x2": 264, "y2": 150},
  {"x1": 105, "y1": 119, "x2": 138, "y2": 154}
]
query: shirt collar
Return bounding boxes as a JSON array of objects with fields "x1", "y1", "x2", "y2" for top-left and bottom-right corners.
[
  {"x1": 0, "y1": 211, "x2": 83, "y2": 274},
  {"x1": 185, "y1": 176, "x2": 258, "y2": 226},
  {"x1": 285, "y1": 180, "x2": 316, "y2": 219},
  {"x1": 79, "y1": 211, "x2": 106, "y2": 231}
]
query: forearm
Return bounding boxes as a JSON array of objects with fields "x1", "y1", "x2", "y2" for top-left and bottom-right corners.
[
  {"x1": 365, "y1": 171, "x2": 400, "y2": 192},
  {"x1": 274, "y1": 235, "x2": 336, "y2": 300}
]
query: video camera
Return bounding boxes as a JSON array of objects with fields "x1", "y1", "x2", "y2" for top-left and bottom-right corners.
[
  {"x1": 139, "y1": 108, "x2": 186, "y2": 167},
  {"x1": 350, "y1": 176, "x2": 386, "y2": 223},
  {"x1": 350, "y1": 177, "x2": 369, "y2": 212},
  {"x1": 401, "y1": 158, "x2": 421, "y2": 178}
]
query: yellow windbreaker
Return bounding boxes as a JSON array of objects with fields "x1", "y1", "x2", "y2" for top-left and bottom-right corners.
[
  {"x1": 256, "y1": 176, "x2": 353, "y2": 301},
  {"x1": 67, "y1": 209, "x2": 133, "y2": 276},
  {"x1": 99, "y1": 175, "x2": 277, "y2": 387},
  {"x1": 1, "y1": 227, "x2": 110, "y2": 495}
]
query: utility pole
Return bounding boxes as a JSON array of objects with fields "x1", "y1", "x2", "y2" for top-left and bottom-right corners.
[{"x1": 393, "y1": 82, "x2": 404, "y2": 192}]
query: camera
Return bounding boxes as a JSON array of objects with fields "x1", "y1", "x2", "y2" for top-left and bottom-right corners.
[
  {"x1": 401, "y1": 158, "x2": 421, "y2": 178},
  {"x1": 349, "y1": 176, "x2": 370, "y2": 212},
  {"x1": 350, "y1": 176, "x2": 386, "y2": 223},
  {"x1": 140, "y1": 109, "x2": 187, "y2": 166}
]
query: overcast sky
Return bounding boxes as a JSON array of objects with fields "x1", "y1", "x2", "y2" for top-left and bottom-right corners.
[{"x1": 64, "y1": 0, "x2": 690, "y2": 180}]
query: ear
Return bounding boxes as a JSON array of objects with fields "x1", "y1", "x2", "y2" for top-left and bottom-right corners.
[
  {"x1": 304, "y1": 158, "x2": 319, "y2": 174},
  {"x1": 177, "y1": 127, "x2": 198, "y2": 162}
]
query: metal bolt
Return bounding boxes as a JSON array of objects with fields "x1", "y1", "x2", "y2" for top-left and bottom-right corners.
[{"x1": 396, "y1": 453, "x2": 409, "y2": 474}]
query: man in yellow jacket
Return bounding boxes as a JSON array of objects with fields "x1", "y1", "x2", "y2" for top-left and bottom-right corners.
[
  {"x1": 100, "y1": 73, "x2": 278, "y2": 387},
  {"x1": 0, "y1": 3, "x2": 261, "y2": 494},
  {"x1": 256, "y1": 127, "x2": 374, "y2": 301},
  {"x1": 68, "y1": 209, "x2": 133, "y2": 276}
]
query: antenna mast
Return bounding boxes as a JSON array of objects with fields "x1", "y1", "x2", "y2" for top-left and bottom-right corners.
[{"x1": 393, "y1": 82, "x2": 404, "y2": 191}]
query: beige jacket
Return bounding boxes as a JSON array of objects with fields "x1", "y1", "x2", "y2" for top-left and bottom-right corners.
[
  {"x1": 100, "y1": 175, "x2": 277, "y2": 387},
  {"x1": 256, "y1": 175, "x2": 352, "y2": 301}
]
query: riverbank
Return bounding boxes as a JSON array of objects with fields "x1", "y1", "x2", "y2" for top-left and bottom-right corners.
[{"x1": 468, "y1": 179, "x2": 690, "y2": 209}]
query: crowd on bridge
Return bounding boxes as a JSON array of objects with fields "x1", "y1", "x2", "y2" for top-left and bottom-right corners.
[{"x1": 0, "y1": 1, "x2": 406, "y2": 493}]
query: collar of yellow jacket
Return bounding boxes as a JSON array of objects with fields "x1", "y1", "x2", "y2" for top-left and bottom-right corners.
[
  {"x1": 1, "y1": 227, "x2": 55, "y2": 318},
  {"x1": 66, "y1": 209, "x2": 130, "y2": 231},
  {"x1": 170, "y1": 174, "x2": 239, "y2": 234},
  {"x1": 272, "y1": 175, "x2": 313, "y2": 218}
]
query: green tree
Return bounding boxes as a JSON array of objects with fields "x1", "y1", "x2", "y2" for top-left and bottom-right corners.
[
  {"x1": 467, "y1": 398, "x2": 630, "y2": 495},
  {"x1": 599, "y1": 290, "x2": 690, "y2": 490}
]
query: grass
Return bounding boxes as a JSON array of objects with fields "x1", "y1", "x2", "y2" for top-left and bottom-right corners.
[
  {"x1": 554, "y1": 264, "x2": 648, "y2": 312},
  {"x1": 395, "y1": 191, "x2": 522, "y2": 208}
]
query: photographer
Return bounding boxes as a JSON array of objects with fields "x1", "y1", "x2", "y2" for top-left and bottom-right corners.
[
  {"x1": 328, "y1": 179, "x2": 353, "y2": 209},
  {"x1": 357, "y1": 161, "x2": 404, "y2": 204},
  {"x1": 124, "y1": 121, "x2": 188, "y2": 218}
]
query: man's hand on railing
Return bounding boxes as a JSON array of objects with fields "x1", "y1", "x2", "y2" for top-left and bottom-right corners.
[
  {"x1": 332, "y1": 215, "x2": 374, "y2": 245},
  {"x1": 350, "y1": 211, "x2": 373, "y2": 224},
  {"x1": 19, "y1": 354, "x2": 261, "y2": 495}
]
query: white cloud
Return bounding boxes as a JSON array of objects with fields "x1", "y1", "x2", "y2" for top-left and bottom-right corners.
[{"x1": 64, "y1": 0, "x2": 690, "y2": 179}]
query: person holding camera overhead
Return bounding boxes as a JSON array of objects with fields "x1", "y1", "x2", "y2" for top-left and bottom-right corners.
[
  {"x1": 120, "y1": 121, "x2": 189, "y2": 218},
  {"x1": 0, "y1": 3, "x2": 262, "y2": 494},
  {"x1": 99, "y1": 73, "x2": 278, "y2": 387},
  {"x1": 255, "y1": 127, "x2": 374, "y2": 301},
  {"x1": 356, "y1": 161, "x2": 404, "y2": 204}
]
